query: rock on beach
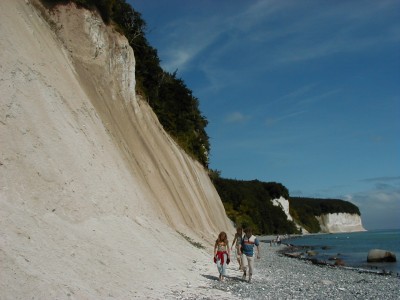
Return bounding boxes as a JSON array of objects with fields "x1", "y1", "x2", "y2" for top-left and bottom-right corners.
[{"x1": 367, "y1": 249, "x2": 397, "y2": 262}]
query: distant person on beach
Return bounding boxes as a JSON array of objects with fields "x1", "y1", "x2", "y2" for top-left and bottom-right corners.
[
  {"x1": 231, "y1": 227, "x2": 243, "y2": 270},
  {"x1": 214, "y1": 231, "x2": 231, "y2": 281},
  {"x1": 276, "y1": 235, "x2": 281, "y2": 245},
  {"x1": 239, "y1": 227, "x2": 260, "y2": 283}
]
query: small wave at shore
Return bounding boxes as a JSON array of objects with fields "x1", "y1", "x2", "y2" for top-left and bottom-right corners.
[
  {"x1": 206, "y1": 243, "x2": 399, "y2": 300},
  {"x1": 278, "y1": 229, "x2": 400, "y2": 276}
]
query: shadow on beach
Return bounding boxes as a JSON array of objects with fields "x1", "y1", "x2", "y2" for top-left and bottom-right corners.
[
  {"x1": 201, "y1": 274, "x2": 219, "y2": 281},
  {"x1": 201, "y1": 274, "x2": 245, "y2": 283}
]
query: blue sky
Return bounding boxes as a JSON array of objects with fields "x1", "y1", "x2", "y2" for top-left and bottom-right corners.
[{"x1": 129, "y1": 0, "x2": 400, "y2": 230}]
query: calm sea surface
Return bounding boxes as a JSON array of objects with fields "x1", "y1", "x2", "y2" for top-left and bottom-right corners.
[{"x1": 284, "y1": 229, "x2": 400, "y2": 275}]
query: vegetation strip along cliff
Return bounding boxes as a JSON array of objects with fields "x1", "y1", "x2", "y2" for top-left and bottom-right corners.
[{"x1": 42, "y1": 0, "x2": 210, "y2": 167}]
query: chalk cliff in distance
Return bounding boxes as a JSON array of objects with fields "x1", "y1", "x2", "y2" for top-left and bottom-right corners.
[
  {"x1": 272, "y1": 197, "x2": 309, "y2": 234},
  {"x1": 273, "y1": 197, "x2": 365, "y2": 233},
  {"x1": 272, "y1": 197, "x2": 293, "y2": 221},
  {"x1": 316, "y1": 213, "x2": 366, "y2": 233},
  {"x1": 0, "y1": 1, "x2": 233, "y2": 298}
]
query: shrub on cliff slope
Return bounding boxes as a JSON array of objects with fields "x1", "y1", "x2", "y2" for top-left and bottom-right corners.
[
  {"x1": 41, "y1": 0, "x2": 210, "y2": 167},
  {"x1": 210, "y1": 172, "x2": 362, "y2": 234},
  {"x1": 210, "y1": 174, "x2": 299, "y2": 235}
]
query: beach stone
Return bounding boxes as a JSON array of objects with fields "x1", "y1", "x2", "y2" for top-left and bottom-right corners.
[
  {"x1": 310, "y1": 258, "x2": 326, "y2": 265},
  {"x1": 328, "y1": 256, "x2": 338, "y2": 261},
  {"x1": 284, "y1": 252, "x2": 302, "y2": 258},
  {"x1": 367, "y1": 249, "x2": 396, "y2": 262},
  {"x1": 334, "y1": 259, "x2": 345, "y2": 266},
  {"x1": 307, "y1": 250, "x2": 318, "y2": 256}
]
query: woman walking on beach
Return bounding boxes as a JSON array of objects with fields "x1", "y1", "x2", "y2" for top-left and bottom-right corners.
[
  {"x1": 214, "y1": 231, "x2": 230, "y2": 281},
  {"x1": 231, "y1": 227, "x2": 243, "y2": 270},
  {"x1": 240, "y1": 227, "x2": 260, "y2": 283}
]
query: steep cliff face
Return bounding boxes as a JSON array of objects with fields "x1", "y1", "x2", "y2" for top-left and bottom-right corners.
[
  {"x1": 45, "y1": 1, "x2": 232, "y2": 238},
  {"x1": 272, "y1": 197, "x2": 293, "y2": 221},
  {"x1": 272, "y1": 197, "x2": 309, "y2": 233},
  {"x1": 0, "y1": 0, "x2": 232, "y2": 298},
  {"x1": 273, "y1": 197, "x2": 365, "y2": 233},
  {"x1": 316, "y1": 213, "x2": 366, "y2": 233}
]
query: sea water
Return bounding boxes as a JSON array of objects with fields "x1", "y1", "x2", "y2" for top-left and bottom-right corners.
[{"x1": 284, "y1": 229, "x2": 400, "y2": 275}]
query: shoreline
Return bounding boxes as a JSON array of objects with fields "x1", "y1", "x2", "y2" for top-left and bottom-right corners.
[
  {"x1": 271, "y1": 231, "x2": 399, "y2": 278},
  {"x1": 278, "y1": 244, "x2": 399, "y2": 277},
  {"x1": 182, "y1": 240, "x2": 399, "y2": 300}
]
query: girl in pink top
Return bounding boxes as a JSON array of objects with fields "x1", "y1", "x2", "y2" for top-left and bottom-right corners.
[{"x1": 213, "y1": 231, "x2": 231, "y2": 281}]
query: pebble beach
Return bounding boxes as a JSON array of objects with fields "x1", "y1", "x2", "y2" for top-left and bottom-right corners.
[{"x1": 201, "y1": 239, "x2": 399, "y2": 300}]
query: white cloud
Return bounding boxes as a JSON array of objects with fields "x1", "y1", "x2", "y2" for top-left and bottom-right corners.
[
  {"x1": 224, "y1": 112, "x2": 250, "y2": 124},
  {"x1": 161, "y1": 50, "x2": 191, "y2": 72},
  {"x1": 265, "y1": 110, "x2": 307, "y2": 126},
  {"x1": 149, "y1": 0, "x2": 400, "y2": 78},
  {"x1": 346, "y1": 179, "x2": 400, "y2": 230},
  {"x1": 361, "y1": 176, "x2": 400, "y2": 183},
  {"x1": 277, "y1": 84, "x2": 318, "y2": 103}
]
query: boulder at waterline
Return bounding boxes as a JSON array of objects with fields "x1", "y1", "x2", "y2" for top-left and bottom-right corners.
[{"x1": 367, "y1": 249, "x2": 396, "y2": 262}]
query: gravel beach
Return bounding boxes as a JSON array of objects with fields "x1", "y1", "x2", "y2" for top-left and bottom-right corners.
[{"x1": 202, "y1": 239, "x2": 399, "y2": 300}]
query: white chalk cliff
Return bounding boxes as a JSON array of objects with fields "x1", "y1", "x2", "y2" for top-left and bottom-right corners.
[
  {"x1": 316, "y1": 213, "x2": 366, "y2": 233},
  {"x1": 0, "y1": 1, "x2": 366, "y2": 298},
  {"x1": 272, "y1": 197, "x2": 365, "y2": 234},
  {"x1": 272, "y1": 197, "x2": 309, "y2": 233},
  {"x1": 272, "y1": 196, "x2": 293, "y2": 221},
  {"x1": 0, "y1": 1, "x2": 233, "y2": 298}
]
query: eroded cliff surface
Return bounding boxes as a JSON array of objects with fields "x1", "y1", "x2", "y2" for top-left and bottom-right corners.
[
  {"x1": 0, "y1": 0, "x2": 232, "y2": 298},
  {"x1": 274, "y1": 197, "x2": 365, "y2": 233},
  {"x1": 316, "y1": 213, "x2": 366, "y2": 233}
]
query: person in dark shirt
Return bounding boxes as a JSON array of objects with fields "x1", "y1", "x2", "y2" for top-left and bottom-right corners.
[{"x1": 231, "y1": 227, "x2": 243, "y2": 270}]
